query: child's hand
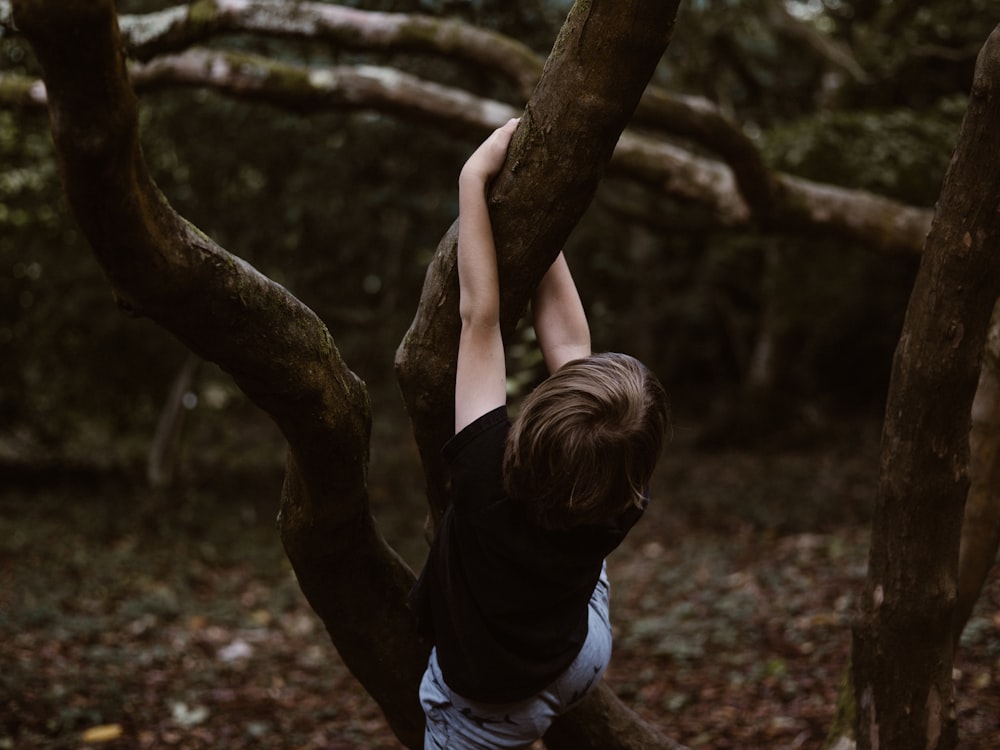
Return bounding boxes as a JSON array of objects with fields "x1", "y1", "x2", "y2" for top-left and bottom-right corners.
[{"x1": 460, "y1": 118, "x2": 520, "y2": 186}]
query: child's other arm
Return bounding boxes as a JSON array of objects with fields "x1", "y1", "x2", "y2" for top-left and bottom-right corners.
[
  {"x1": 533, "y1": 252, "x2": 591, "y2": 374},
  {"x1": 454, "y1": 118, "x2": 519, "y2": 433}
]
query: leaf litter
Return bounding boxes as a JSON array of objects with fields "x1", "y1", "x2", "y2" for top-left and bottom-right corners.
[{"x1": 1, "y1": 426, "x2": 999, "y2": 749}]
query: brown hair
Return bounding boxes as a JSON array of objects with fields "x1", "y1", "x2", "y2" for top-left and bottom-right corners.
[{"x1": 503, "y1": 352, "x2": 670, "y2": 530}]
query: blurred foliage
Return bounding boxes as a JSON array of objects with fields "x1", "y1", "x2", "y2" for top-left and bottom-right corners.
[
  {"x1": 762, "y1": 96, "x2": 968, "y2": 205},
  {"x1": 1, "y1": 0, "x2": 997, "y2": 474}
]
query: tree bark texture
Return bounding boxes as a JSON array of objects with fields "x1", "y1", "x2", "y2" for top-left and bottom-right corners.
[
  {"x1": 851, "y1": 23, "x2": 1000, "y2": 750},
  {"x1": 11, "y1": 0, "x2": 426, "y2": 745}
]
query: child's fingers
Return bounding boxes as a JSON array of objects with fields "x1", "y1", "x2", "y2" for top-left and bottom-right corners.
[
  {"x1": 488, "y1": 118, "x2": 519, "y2": 154},
  {"x1": 489, "y1": 119, "x2": 517, "y2": 145},
  {"x1": 463, "y1": 117, "x2": 521, "y2": 180},
  {"x1": 498, "y1": 117, "x2": 519, "y2": 140}
]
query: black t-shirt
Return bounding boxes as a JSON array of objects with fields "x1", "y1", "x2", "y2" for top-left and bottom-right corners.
[{"x1": 409, "y1": 406, "x2": 645, "y2": 703}]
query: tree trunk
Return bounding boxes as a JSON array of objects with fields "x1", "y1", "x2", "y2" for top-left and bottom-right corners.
[
  {"x1": 824, "y1": 299, "x2": 1000, "y2": 750},
  {"x1": 851, "y1": 23, "x2": 1000, "y2": 750}
]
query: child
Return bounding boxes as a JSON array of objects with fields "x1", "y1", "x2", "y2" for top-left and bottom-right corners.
[{"x1": 410, "y1": 118, "x2": 670, "y2": 749}]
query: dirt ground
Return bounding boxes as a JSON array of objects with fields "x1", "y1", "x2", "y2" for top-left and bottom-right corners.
[{"x1": 2, "y1": 415, "x2": 999, "y2": 749}]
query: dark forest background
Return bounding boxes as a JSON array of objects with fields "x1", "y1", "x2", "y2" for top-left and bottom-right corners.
[{"x1": 3, "y1": 0, "x2": 986, "y2": 482}]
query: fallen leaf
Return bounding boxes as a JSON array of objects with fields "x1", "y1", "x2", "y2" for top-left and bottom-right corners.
[{"x1": 81, "y1": 724, "x2": 123, "y2": 743}]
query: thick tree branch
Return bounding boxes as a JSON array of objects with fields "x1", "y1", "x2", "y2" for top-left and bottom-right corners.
[
  {"x1": 396, "y1": 0, "x2": 681, "y2": 521},
  {"x1": 116, "y1": 0, "x2": 785, "y2": 222},
  {"x1": 0, "y1": 48, "x2": 519, "y2": 127},
  {"x1": 545, "y1": 683, "x2": 689, "y2": 750},
  {"x1": 395, "y1": 2, "x2": 689, "y2": 747},
  {"x1": 10, "y1": 0, "x2": 427, "y2": 745},
  {"x1": 613, "y1": 129, "x2": 930, "y2": 254},
  {"x1": 133, "y1": 48, "x2": 520, "y2": 137},
  {"x1": 121, "y1": 0, "x2": 544, "y2": 99},
  {"x1": 115, "y1": 0, "x2": 789, "y2": 220}
]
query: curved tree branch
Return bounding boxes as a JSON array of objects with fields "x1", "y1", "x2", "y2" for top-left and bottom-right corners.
[
  {"x1": 116, "y1": 0, "x2": 545, "y2": 99},
  {"x1": 10, "y1": 0, "x2": 427, "y2": 745},
  {"x1": 133, "y1": 48, "x2": 520, "y2": 136},
  {"x1": 116, "y1": 0, "x2": 786, "y2": 222},
  {"x1": 630, "y1": 88, "x2": 780, "y2": 220}
]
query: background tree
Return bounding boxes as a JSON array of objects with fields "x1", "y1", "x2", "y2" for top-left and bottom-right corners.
[{"x1": 852, "y1": 26, "x2": 1000, "y2": 749}]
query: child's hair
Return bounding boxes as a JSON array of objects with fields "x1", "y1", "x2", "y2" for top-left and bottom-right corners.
[{"x1": 503, "y1": 352, "x2": 670, "y2": 530}]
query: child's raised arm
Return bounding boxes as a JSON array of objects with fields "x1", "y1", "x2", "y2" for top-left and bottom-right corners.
[
  {"x1": 454, "y1": 118, "x2": 519, "y2": 433},
  {"x1": 532, "y1": 252, "x2": 591, "y2": 374}
]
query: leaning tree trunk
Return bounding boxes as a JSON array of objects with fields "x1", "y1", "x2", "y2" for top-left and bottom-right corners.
[
  {"x1": 851, "y1": 23, "x2": 1000, "y2": 750},
  {"x1": 395, "y1": 2, "x2": 685, "y2": 746},
  {"x1": 396, "y1": 0, "x2": 680, "y2": 520}
]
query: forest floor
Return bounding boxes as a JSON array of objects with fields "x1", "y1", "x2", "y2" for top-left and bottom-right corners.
[{"x1": 2, "y1": 410, "x2": 1000, "y2": 749}]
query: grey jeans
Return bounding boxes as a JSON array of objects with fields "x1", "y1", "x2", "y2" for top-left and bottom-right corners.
[{"x1": 419, "y1": 564, "x2": 612, "y2": 749}]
